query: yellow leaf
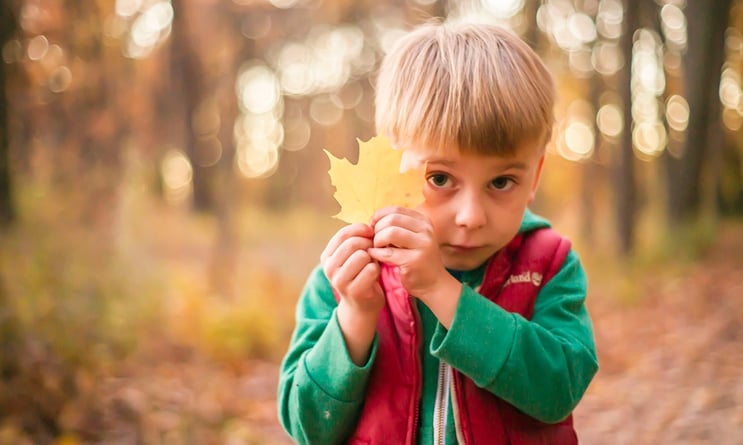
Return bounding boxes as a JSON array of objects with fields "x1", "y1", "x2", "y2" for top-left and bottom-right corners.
[{"x1": 325, "y1": 135, "x2": 425, "y2": 224}]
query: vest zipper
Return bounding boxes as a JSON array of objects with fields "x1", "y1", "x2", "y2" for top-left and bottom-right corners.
[
  {"x1": 410, "y1": 296, "x2": 423, "y2": 445},
  {"x1": 433, "y1": 361, "x2": 451, "y2": 445}
]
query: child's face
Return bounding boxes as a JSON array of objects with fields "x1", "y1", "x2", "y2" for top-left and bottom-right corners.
[{"x1": 402, "y1": 141, "x2": 545, "y2": 271}]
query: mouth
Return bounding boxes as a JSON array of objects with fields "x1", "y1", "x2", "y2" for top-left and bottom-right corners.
[{"x1": 443, "y1": 244, "x2": 484, "y2": 253}]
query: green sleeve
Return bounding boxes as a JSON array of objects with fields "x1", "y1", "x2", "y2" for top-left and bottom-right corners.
[
  {"x1": 277, "y1": 266, "x2": 377, "y2": 444},
  {"x1": 429, "y1": 250, "x2": 598, "y2": 423}
]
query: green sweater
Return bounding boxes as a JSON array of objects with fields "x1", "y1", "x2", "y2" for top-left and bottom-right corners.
[{"x1": 277, "y1": 210, "x2": 598, "y2": 445}]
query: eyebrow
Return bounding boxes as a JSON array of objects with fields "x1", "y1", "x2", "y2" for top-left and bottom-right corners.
[{"x1": 426, "y1": 158, "x2": 530, "y2": 171}]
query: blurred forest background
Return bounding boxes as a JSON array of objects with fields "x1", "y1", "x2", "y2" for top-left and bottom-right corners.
[{"x1": 0, "y1": 0, "x2": 742, "y2": 444}]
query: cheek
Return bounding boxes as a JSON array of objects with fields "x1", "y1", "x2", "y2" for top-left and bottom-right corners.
[{"x1": 417, "y1": 198, "x2": 448, "y2": 232}]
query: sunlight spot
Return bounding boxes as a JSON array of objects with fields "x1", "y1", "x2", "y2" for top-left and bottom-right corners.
[
  {"x1": 236, "y1": 144, "x2": 279, "y2": 178},
  {"x1": 563, "y1": 121, "x2": 595, "y2": 161},
  {"x1": 568, "y1": 12, "x2": 596, "y2": 44},
  {"x1": 723, "y1": 107, "x2": 743, "y2": 131},
  {"x1": 665, "y1": 95, "x2": 689, "y2": 132},
  {"x1": 633, "y1": 122, "x2": 667, "y2": 159},
  {"x1": 660, "y1": 4, "x2": 686, "y2": 50},
  {"x1": 269, "y1": 0, "x2": 300, "y2": 9},
  {"x1": 720, "y1": 68, "x2": 741, "y2": 109},
  {"x1": 483, "y1": 0, "x2": 525, "y2": 19},
  {"x1": 27, "y1": 35, "x2": 49, "y2": 61},
  {"x1": 125, "y1": 1, "x2": 173, "y2": 59},
  {"x1": 568, "y1": 48, "x2": 594, "y2": 78},
  {"x1": 592, "y1": 41, "x2": 623, "y2": 76},
  {"x1": 116, "y1": 0, "x2": 143, "y2": 18},
  {"x1": 237, "y1": 64, "x2": 281, "y2": 114},
  {"x1": 161, "y1": 149, "x2": 193, "y2": 204},
  {"x1": 194, "y1": 137, "x2": 223, "y2": 168},
  {"x1": 282, "y1": 116, "x2": 311, "y2": 152},
  {"x1": 48, "y1": 66, "x2": 72, "y2": 93},
  {"x1": 40, "y1": 44, "x2": 64, "y2": 71},
  {"x1": 596, "y1": 103, "x2": 623, "y2": 139},
  {"x1": 310, "y1": 96, "x2": 343, "y2": 127},
  {"x1": 234, "y1": 113, "x2": 283, "y2": 178},
  {"x1": 632, "y1": 92, "x2": 659, "y2": 123}
]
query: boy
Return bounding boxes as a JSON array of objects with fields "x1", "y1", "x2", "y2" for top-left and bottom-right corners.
[{"x1": 277, "y1": 21, "x2": 598, "y2": 445}]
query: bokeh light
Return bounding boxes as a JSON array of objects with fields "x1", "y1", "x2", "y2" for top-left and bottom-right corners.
[
  {"x1": 115, "y1": 0, "x2": 143, "y2": 18},
  {"x1": 161, "y1": 149, "x2": 193, "y2": 204},
  {"x1": 633, "y1": 121, "x2": 667, "y2": 159},
  {"x1": 483, "y1": 0, "x2": 525, "y2": 19},
  {"x1": 274, "y1": 24, "x2": 368, "y2": 98},
  {"x1": 629, "y1": 27, "x2": 667, "y2": 159},
  {"x1": 596, "y1": 0, "x2": 623, "y2": 40},
  {"x1": 310, "y1": 95, "x2": 343, "y2": 127},
  {"x1": 592, "y1": 41, "x2": 624, "y2": 76},
  {"x1": 660, "y1": 3, "x2": 687, "y2": 51},
  {"x1": 237, "y1": 64, "x2": 281, "y2": 115},
  {"x1": 720, "y1": 67, "x2": 741, "y2": 110},
  {"x1": 557, "y1": 99, "x2": 595, "y2": 162},
  {"x1": 665, "y1": 94, "x2": 689, "y2": 132},
  {"x1": 48, "y1": 66, "x2": 72, "y2": 93},
  {"x1": 120, "y1": 0, "x2": 173, "y2": 59},
  {"x1": 597, "y1": 103, "x2": 623, "y2": 139},
  {"x1": 234, "y1": 113, "x2": 284, "y2": 178},
  {"x1": 27, "y1": 35, "x2": 48, "y2": 61}
]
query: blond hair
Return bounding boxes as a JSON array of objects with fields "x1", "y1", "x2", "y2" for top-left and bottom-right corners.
[{"x1": 374, "y1": 22, "x2": 555, "y2": 156}]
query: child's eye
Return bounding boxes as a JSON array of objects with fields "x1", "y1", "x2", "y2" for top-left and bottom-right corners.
[
  {"x1": 490, "y1": 176, "x2": 515, "y2": 191},
  {"x1": 427, "y1": 173, "x2": 452, "y2": 188}
]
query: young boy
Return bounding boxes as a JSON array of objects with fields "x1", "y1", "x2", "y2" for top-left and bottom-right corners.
[{"x1": 277, "y1": 22, "x2": 598, "y2": 445}]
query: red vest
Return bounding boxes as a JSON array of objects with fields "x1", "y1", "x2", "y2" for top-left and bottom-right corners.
[{"x1": 346, "y1": 228, "x2": 577, "y2": 445}]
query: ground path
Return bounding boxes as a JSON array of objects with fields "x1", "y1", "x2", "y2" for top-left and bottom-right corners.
[{"x1": 100, "y1": 224, "x2": 743, "y2": 444}]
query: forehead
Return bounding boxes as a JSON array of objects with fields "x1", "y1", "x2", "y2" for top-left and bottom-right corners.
[{"x1": 400, "y1": 138, "x2": 542, "y2": 165}]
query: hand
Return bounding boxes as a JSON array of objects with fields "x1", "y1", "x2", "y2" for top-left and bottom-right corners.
[
  {"x1": 320, "y1": 223, "x2": 384, "y2": 315},
  {"x1": 320, "y1": 223, "x2": 384, "y2": 365},
  {"x1": 368, "y1": 207, "x2": 458, "y2": 302}
]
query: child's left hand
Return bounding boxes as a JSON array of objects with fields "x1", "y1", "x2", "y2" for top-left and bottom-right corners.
[{"x1": 368, "y1": 206, "x2": 454, "y2": 301}]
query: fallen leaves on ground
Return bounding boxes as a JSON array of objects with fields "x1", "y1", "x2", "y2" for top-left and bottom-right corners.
[
  {"x1": 574, "y1": 224, "x2": 743, "y2": 444},
  {"x1": 93, "y1": 223, "x2": 742, "y2": 445},
  {"x1": 6, "y1": 225, "x2": 742, "y2": 444}
]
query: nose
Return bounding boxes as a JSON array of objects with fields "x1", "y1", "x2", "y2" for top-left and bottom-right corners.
[{"x1": 454, "y1": 191, "x2": 487, "y2": 229}]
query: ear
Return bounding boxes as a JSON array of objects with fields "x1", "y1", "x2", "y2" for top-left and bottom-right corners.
[{"x1": 528, "y1": 155, "x2": 545, "y2": 204}]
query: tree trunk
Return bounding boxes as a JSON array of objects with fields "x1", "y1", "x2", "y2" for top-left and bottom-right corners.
[
  {"x1": 665, "y1": 0, "x2": 732, "y2": 223},
  {"x1": 581, "y1": 72, "x2": 604, "y2": 244},
  {"x1": 615, "y1": 0, "x2": 641, "y2": 254},
  {"x1": 0, "y1": 2, "x2": 17, "y2": 226},
  {"x1": 171, "y1": 0, "x2": 216, "y2": 212}
]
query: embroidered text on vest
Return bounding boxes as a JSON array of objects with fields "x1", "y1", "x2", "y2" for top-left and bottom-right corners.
[{"x1": 503, "y1": 271, "x2": 543, "y2": 287}]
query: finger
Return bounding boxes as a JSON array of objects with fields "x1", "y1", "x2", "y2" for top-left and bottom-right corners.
[
  {"x1": 323, "y1": 236, "x2": 373, "y2": 281},
  {"x1": 345, "y1": 261, "x2": 381, "y2": 297},
  {"x1": 370, "y1": 206, "x2": 422, "y2": 227},
  {"x1": 321, "y1": 223, "x2": 373, "y2": 263},
  {"x1": 329, "y1": 249, "x2": 375, "y2": 292},
  {"x1": 368, "y1": 247, "x2": 413, "y2": 267},
  {"x1": 372, "y1": 210, "x2": 430, "y2": 243},
  {"x1": 373, "y1": 224, "x2": 421, "y2": 249}
]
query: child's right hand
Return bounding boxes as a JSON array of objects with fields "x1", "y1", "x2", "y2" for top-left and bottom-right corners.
[{"x1": 320, "y1": 223, "x2": 384, "y2": 316}]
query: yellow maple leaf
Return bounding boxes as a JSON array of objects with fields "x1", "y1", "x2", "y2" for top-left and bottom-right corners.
[{"x1": 324, "y1": 135, "x2": 425, "y2": 224}]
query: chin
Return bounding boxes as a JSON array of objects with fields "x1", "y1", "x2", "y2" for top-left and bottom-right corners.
[{"x1": 444, "y1": 256, "x2": 489, "y2": 272}]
